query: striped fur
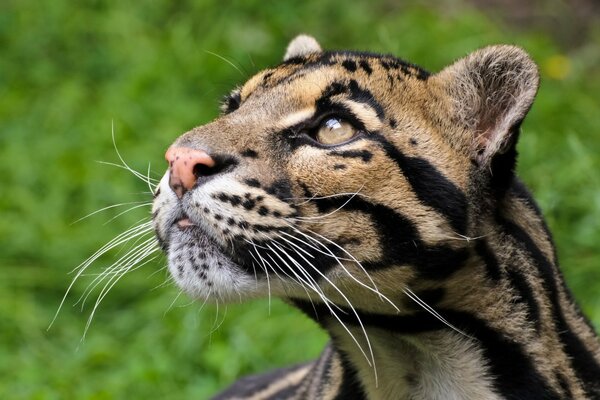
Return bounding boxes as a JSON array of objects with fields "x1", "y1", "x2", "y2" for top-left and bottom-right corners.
[{"x1": 152, "y1": 36, "x2": 600, "y2": 399}]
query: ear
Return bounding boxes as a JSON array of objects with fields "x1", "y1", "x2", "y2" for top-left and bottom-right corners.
[
  {"x1": 283, "y1": 34, "x2": 322, "y2": 61},
  {"x1": 434, "y1": 45, "x2": 539, "y2": 166}
]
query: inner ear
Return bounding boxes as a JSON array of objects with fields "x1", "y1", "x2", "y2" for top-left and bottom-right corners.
[
  {"x1": 434, "y1": 45, "x2": 540, "y2": 166},
  {"x1": 284, "y1": 35, "x2": 322, "y2": 61}
]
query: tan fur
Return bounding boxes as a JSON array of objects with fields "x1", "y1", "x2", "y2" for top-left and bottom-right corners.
[{"x1": 152, "y1": 36, "x2": 600, "y2": 399}]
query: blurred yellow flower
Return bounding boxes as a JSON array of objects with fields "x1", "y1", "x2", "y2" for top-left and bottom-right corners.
[{"x1": 544, "y1": 54, "x2": 571, "y2": 80}]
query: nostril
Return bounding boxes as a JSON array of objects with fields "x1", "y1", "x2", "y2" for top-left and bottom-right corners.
[
  {"x1": 193, "y1": 163, "x2": 214, "y2": 178},
  {"x1": 193, "y1": 156, "x2": 238, "y2": 181}
]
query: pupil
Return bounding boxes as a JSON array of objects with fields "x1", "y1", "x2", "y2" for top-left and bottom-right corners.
[{"x1": 325, "y1": 118, "x2": 342, "y2": 130}]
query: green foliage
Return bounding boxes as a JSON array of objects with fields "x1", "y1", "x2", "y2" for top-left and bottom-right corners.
[{"x1": 1, "y1": 1, "x2": 599, "y2": 398}]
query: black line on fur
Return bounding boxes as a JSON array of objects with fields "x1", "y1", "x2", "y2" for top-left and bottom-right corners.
[
  {"x1": 510, "y1": 180, "x2": 599, "y2": 337},
  {"x1": 211, "y1": 363, "x2": 311, "y2": 400},
  {"x1": 348, "y1": 80, "x2": 385, "y2": 120},
  {"x1": 244, "y1": 178, "x2": 261, "y2": 188},
  {"x1": 265, "y1": 179, "x2": 293, "y2": 201},
  {"x1": 498, "y1": 216, "x2": 600, "y2": 391},
  {"x1": 505, "y1": 267, "x2": 543, "y2": 334},
  {"x1": 333, "y1": 351, "x2": 368, "y2": 400},
  {"x1": 330, "y1": 149, "x2": 373, "y2": 162},
  {"x1": 240, "y1": 149, "x2": 259, "y2": 158},
  {"x1": 368, "y1": 133, "x2": 468, "y2": 235},
  {"x1": 358, "y1": 59, "x2": 372, "y2": 75},
  {"x1": 341, "y1": 59, "x2": 357, "y2": 72},
  {"x1": 316, "y1": 80, "x2": 385, "y2": 122},
  {"x1": 311, "y1": 195, "x2": 468, "y2": 279},
  {"x1": 475, "y1": 240, "x2": 502, "y2": 282}
]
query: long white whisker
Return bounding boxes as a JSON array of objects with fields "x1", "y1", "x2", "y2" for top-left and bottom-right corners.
[
  {"x1": 204, "y1": 50, "x2": 246, "y2": 77},
  {"x1": 96, "y1": 160, "x2": 160, "y2": 184},
  {"x1": 267, "y1": 241, "x2": 377, "y2": 382},
  {"x1": 81, "y1": 243, "x2": 159, "y2": 341},
  {"x1": 77, "y1": 235, "x2": 157, "y2": 308},
  {"x1": 71, "y1": 201, "x2": 151, "y2": 225},
  {"x1": 102, "y1": 202, "x2": 153, "y2": 225},
  {"x1": 402, "y1": 287, "x2": 472, "y2": 339},
  {"x1": 49, "y1": 221, "x2": 153, "y2": 329},
  {"x1": 110, "y1": 121, "x2": 160, "y2": 186},
  {"x1": 290, "y1": 185, "x2": 365, "y2": 221}
]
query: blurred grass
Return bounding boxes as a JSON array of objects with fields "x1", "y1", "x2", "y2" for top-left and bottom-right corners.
[{"x1": 1, "y1": 0, "x2": 599, "y2": 399}]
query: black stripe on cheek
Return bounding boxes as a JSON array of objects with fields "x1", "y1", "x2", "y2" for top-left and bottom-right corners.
[
  {"x1": 311, "y1": 195, "x2": 468, "y2": 279},
  {"x1": 368, "y1": 133, "x2": 468, "y2": 235},
  {"x1": 330, "y1": 149, "x2": 372, "y2": 162}
]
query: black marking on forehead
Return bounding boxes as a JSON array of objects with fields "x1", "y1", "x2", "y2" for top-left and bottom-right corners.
[
  {"x1": 317, "y1": 80, "x2": 385, "y2": 122},
  {"x1": 359, "y1": 60, "x2": 372, "y2": 75},
  {"x1": 278, "y1": 51, "x2": 429, "y2": 81},
  {"x1": 330, "y1": 149, "x2": 373, "y2": 162},
  {"x1": 341, "y1": 59, "x2": 357, "y2": 72},
  {"x1": 348, "y1": 80, "x2": 385, "y2": 120},
  {"x1": 262, "y1": 71, "x2": 274, "y2": 82}
]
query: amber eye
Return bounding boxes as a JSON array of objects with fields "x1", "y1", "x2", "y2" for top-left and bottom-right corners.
[{"x1": 314, "y1": 117, "x2": 357, "y2": 145}]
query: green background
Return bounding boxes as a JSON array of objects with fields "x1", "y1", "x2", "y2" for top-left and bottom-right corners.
[{"x1": 1, "y1": 1, "x2": 599, "y2": 398}]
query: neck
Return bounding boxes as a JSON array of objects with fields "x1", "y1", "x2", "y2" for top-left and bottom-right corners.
[{"x1": 290, "y1": 184, "x2": 600, "y2": 399}]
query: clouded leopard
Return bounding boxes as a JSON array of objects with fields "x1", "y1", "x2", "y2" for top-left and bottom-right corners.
[{"x1": 151, "y1": 35, "x2": 600, "y2": 399}]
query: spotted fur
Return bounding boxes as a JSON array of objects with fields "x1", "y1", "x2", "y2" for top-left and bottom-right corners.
[{"x1": 152, "y1": 35, "x2": 600, "y2": 399}]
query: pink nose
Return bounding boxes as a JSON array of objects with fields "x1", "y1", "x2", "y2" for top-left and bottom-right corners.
[{"x1": 165, "y1": 146, "x2": 215, "y2": 198}]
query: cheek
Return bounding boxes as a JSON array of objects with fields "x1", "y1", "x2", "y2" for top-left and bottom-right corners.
[{"x1": 288, "y1": 143, "x2": 385, "y2": 196}]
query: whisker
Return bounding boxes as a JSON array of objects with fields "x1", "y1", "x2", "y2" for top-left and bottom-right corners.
[
  {"x1": 402, "y1": 287, "x2": 472, "y2": 339},
  {"x1": 71, "y1": 201, "x2": 151, "y2": 225},
  {"x1": 81, "y1": 244, "x2": 159, "y2": 341},
  {"x1": 267, "y1": 240, "x2": 377, "y2": 382},
  {"x1": 49, "y1": 221, "x2": 154, "y2": 329},
  {"x1": 204, "y1": 50, "x2": 247, "y2": 77},
  {"x1": 102, "y1": 202, "x2": 153, "y2": 225},
  {"x1": 289, "y1": 185, "x2": 365, "y2": 221}
]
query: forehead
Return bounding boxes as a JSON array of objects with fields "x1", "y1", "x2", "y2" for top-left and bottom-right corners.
[{"x1": 238, "y1": 51, "x2": 430, "y2": 107}]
